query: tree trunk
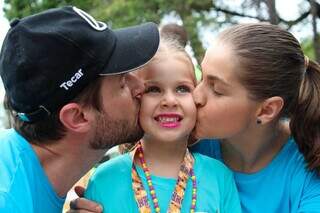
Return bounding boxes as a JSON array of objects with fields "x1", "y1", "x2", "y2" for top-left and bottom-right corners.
[
  {"x1": 310, "y1": 0, "x2": 320, "y2": 62},
  {"x1": 181, "y1": 15, "x2": 205, "y2": 64},
  {"x1": 266, "y1": 0, "x2": 279, "y2": 24}
]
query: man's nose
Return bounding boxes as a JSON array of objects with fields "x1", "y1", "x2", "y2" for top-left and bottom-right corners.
[{"x1": 128, "y1": 72, "x2": 145, "y2": 99}]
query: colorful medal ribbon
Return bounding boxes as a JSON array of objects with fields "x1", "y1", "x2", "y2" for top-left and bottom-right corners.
[{"x1": 131, "y1": 142, "x2": 197, "y2": 213}]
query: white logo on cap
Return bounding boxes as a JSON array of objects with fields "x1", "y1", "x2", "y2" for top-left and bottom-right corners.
[
  {"x1": 72, "y1": 6, "x2": 107, "y2": 31},
  {"x1": 60, "y1": 69, "x2": 84, "y2": 90}
]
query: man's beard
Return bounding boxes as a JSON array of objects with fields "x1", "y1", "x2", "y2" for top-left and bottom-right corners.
[{"x1": 89, "y1": 111, "x2": 144, "y2": 150}]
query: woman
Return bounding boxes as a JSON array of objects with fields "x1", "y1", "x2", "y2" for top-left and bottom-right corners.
[{"x1": 191, "y1": 23, "x2": 320, "y2": 212}]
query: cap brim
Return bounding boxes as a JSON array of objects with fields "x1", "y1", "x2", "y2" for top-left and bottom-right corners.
[{"x1": 101, "y1": 22, "x2": 159, "y2": 75}]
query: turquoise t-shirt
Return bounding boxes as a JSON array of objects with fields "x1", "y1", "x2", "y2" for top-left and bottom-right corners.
[
  {"x1": 0, "y1": 129, "x2": 65, "y2": 212},
  {"x1": 191, "y1": 138, "x2": 320, "y2": 213},
  {"x1": 85, "y1": 152, "x2": 241, "y2": 213}
]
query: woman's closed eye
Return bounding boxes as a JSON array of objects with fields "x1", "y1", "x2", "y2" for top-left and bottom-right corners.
[
  {"x1": 210, "y1": 84, "x2": 223, "y2": 96},
  {"x1": 213, "y1": 90, "x2": 223, "y2": 96}
]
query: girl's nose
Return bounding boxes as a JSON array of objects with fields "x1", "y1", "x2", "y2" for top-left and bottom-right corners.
[{"x1": 160, "y1": 91, "x2": 178, "y2": 108}]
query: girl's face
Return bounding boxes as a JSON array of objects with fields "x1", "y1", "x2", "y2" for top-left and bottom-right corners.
[
  {"x1": 139, "y1": 54, "x2": 196, "y2": 143},
  {"x1": 193, "y1": 42, "x2": 259, "y2": 139}
]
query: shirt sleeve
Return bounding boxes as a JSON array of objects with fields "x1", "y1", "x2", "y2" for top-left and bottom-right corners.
[
  {"x1": 222, "y1": 171, "x2": 242, "y2": 213},
  {"x1": 84, "y1": 171, "x2": 115, "y2": 213},
  {"x1": 298, "y1": 171, "x2": 320, "y2": 212},
  {"x1": 84, "y1": 176, "x2": 102, "y2": 204},
  {"x1": 0, "y1": 191, "x2": 22, "y2": 212},
  {"x1": 189, "y1": 139, "x2": 218, "y2": 158}
]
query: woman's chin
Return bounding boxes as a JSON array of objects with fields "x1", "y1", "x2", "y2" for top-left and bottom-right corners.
[
  {"x1": 195, "y1": 128, "x2": 218, "y2": 140},
  {"x1": 193, "y1": 129, "x2": 205, "y2": 139}
]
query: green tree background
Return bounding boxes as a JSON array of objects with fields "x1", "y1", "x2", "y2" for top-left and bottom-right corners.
[
  {"x1": 3, "y1": 0, "x2": 213, "y2": 62},
  {"x1": 2, "y1": 0, "x2": 320, "y2": 63}
]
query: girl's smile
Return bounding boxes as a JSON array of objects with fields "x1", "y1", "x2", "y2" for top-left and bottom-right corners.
[{"x1": 155, "y1": 113, "x2": 183, "y2": 128}]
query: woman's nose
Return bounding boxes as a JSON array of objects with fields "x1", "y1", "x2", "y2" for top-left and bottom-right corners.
[{"x1": 193, "y1": 82, "x2": 206, "y2": 108}]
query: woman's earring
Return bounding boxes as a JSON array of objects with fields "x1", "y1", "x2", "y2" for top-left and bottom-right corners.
[{"x1": 257, "y1": 118, "x2": 262, "y2": 124}]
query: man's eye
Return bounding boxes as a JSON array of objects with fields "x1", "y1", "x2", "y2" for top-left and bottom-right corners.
[
  {"x1": 176, "y1": 85, "x2": 191, "y2": 93},
  {"x1": 120, "y1": 75, "x2": 126, "y2": 88},
  {"x1": 145, "y1": 86, "x2": 160, "y2": 93}
]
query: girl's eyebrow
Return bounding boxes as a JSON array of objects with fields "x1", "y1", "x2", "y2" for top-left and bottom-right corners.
[
  {"x1": 144, "y1": 80, "x2": 158, "y2": 84},
  {"x1": 144, "y1": 80, "x2": 194, "y2": 85}
]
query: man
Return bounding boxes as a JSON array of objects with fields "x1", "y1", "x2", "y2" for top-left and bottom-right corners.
[{"x1": 0, "y1": 6, "x2": 159, "y2": 212}]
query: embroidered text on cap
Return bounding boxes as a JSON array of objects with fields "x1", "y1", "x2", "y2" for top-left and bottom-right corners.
[{"x1": 60, "y1": 69, "x2": 84, "y2": 90}]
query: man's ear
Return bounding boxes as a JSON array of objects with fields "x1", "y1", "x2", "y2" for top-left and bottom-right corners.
[
  {"x1": 59, "y1": 103, "x2": 93, "y2": 133},
  {"x1": 256, "y1": 96, "x2": 284, "y2": 124}
]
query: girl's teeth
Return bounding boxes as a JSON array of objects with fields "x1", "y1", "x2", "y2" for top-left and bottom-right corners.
[{"x1": 159, "y1": 117, "x2": 178, "y2": 122}]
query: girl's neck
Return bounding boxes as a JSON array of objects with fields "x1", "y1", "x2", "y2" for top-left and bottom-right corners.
[
  {"x1": 221, "y1": 121, "x2": 290, "y2": 173},
  {"x1": 136, "y1": 137, "x2": 188, "y2": 178}
]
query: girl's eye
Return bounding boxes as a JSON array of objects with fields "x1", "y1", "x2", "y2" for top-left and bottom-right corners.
[
  {"x1": 145, "y1": 86, "x2": 160, "y2": 93},
  {"x1": 176, "y1": 85, "x2": 191, "y2": 93}
]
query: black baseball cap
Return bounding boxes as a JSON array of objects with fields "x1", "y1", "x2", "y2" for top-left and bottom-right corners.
[{"x1": 0, "y1": 6, "x2": 159, "y2": 122}]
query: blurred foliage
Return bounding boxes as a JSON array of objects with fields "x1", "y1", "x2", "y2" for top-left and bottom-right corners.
[
  {"x1": 3, "y1": 0, "x2": 214, "y2": 62},
  {"x1": 3, "y1": 0, "x2": 320, "y2": 62},
  {"x1": 302, "y1": 38, "x2": 316, "y2": 60},
  {"x1": 4, "y1": 0, "x2": 99, "y2": 19}
]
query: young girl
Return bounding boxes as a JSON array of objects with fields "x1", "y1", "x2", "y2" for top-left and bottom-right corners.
[
  {"x1": 191, "y1": 23, "x2": 320, "y2": 212},
  {"x1": 84, "y1": 38, "x2": 241, "y2": 212}
]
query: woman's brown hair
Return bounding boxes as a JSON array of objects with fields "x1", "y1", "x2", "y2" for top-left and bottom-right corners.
[{"x1": 218, "y1": 23, "x2": 320, "y2": 174}]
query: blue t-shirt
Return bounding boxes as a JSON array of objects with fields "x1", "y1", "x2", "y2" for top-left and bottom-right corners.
[
  {"x1": 85, "y1": 152, "x2": 241, "y2": 213},
  {"x1": 191, "y1": 138, "x2": 320, "y2": 213},
  {"x1": 0, "y1": 129, "x2": 65, "y2": 213}
]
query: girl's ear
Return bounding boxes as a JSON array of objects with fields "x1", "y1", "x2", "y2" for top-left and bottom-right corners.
[
  {"x1": 59, "y1": 103, "x2": 94, "y2": 133},
  {"x1": 256, "y1": 96, "x2": 284, "y2": 124}
]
